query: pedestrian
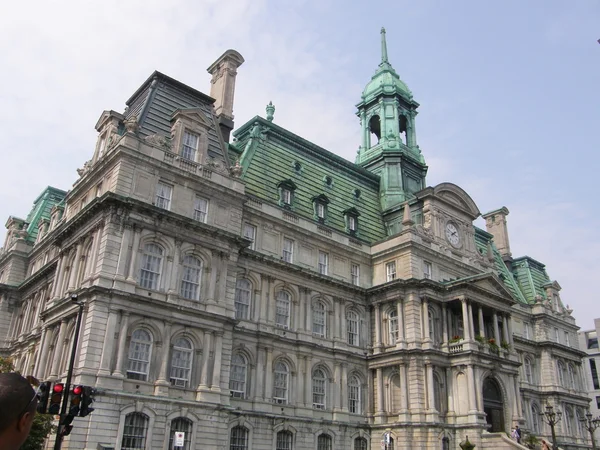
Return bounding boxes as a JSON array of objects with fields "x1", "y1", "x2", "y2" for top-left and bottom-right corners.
[
  {"x1": 511, "y1": 428, "x2": 518, "y2": 441},
  {"x1": 541, "y1": 439, "x2": 551, "y2": 450},
  {"x1": 514, "y1": 425, "x2": 522, "y2": 444},
  {"x1": 0, "y1": 373, "x2": 38, "y2": 450}
]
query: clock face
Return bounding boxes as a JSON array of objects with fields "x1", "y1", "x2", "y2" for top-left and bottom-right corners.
[{"x1": 445, "y1": 222, "x2": 461, "y2": 247}]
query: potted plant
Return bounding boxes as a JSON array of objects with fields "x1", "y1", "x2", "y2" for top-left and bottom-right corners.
[
  {"x1": 501, "y1": 340, "x2": 511, "y2": 351},
  {"x1": 449, "y1": 335, "x2": 462, "y2": 344},
  {"x1": 488, "y1": 338, "x2": 500, "y2": 354}
]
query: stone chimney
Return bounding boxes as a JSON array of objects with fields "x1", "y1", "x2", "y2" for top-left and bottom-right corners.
[
  {"x1": 482, "y1": 207, "x2": 512, "y2": 260},
  {"x1": 207, "y1": 49, "x2": 245, "y2": 142}
]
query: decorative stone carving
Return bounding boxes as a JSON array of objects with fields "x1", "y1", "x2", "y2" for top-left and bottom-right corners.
[
  {"x1": 76, "y1": 160, "x2": 92, "y2": 177},
  {"x1": 266, "y1": 101, "x2": 275, "y2": 122},
  {"x1": 124, "y1": 115, "x2": 139, "y2": 134},
  {"x1": 229, "y1": 159, "x2": 243, "y2": 178},
  {"x1": 144, "y1": 134, "x2": 172, "y2": 151}
]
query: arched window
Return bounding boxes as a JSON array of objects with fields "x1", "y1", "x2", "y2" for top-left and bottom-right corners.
[
  {"x1": 275, "y1": 291, "x2": 291, "y2": 329},
  {"x1": 388, "y1": 310, "x2": 398, "y2": 345},
  {"x1": 530, "y1": 403, "x2": 541, "y2": 434},
  {"x1": 428, "y1": 307, "x2": 439, "y2": 344},
  {"x1": 433, "y1": 373, "x2": 443, "y2": 412},
  {"x1": 235, "y1": 279, "x2": 251, "y2": 320},
  {"x1": 312, "y1": 301, "x2": 326, "y2": 337},
  {"x1": 229, "y1": 354, "x2": 247, "y2": 398},
  {"x1": 273, "y1": 361, "x2": 289, "y2": 404},
  {"x1": 576, "y1": 408, "x2": 585, "y2": 437},
  {"x1": 180, "y1": 255, "x2": 202, "y2": 300},
  {"x1": 354, "y1": 437, "x2": 368, "y2": 450},
  {"x1": 385, "y1": 437, "x2": 395, "y2": 450},
  {"x1": 169, "y1": 417, "x2": 192, "y2": 450},
  {"x1": 122, "y1": 412, "x2": 149, "y2": 450},
  {"x1": 317, "y1": 434, "x2": 332, "y2": 450},
  {"x1": 565, "y1": 407, "x2": 574, "y2": 436},
  {"x1": 524, "y1": 357, "x2": 533, "y2": 384},
  {"x1": 368, "y1": 115, "x2": 381, "y2": 146},
  {"x1": 127, "y1": 329, "x2": 153, "y2": 381},
  {"x1": 348, "y1": 375, "x2": 361, "y2": 414},
  {"x1": 347, "y1": 310, "x2": 360, "y2": 346},
  {"x1": 139, "y1": 243, "x2": 163, "y2": 290},
  {"x1": 567, "y1": 363, "x2": 576, "y2": 389},
  {"x1": 557, "y1": 361, "x2": 565, "y2": 387},
  {"x1": 170, "y1": 338, "x2": 193, "y2": 387},
  {"x1": 276, "y1": 430, "x2": 293, "y2": 450},
  {"x1": 230, "y1": 426, "x2": 249, "y2": 450},
  {"x1": 312, "y1": 368, "x2": 327, "y2": 410}
]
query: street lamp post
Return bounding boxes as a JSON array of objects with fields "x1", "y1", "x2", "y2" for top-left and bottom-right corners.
[
  {"x1": 580, "y1": 411, "x2": 600, "y2": 450},
  {"x1": 540, "y1": 404, "x2": 562, "y2": 450}
]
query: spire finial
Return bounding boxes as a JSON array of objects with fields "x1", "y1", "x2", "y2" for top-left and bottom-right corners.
[{"x1": 381, "y1": 27, "x2": 388, "y2": 64}]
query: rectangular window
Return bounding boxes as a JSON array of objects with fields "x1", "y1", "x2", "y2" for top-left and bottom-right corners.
[
  {"x1": 590, "y1": 359, "x2": 600, "y2": 389},
  {"x1": 351, "y1": 264, "x2": 360, "y2": 286},
  {"x1": 564, "y1": 331, "x2": 570, "y2": 347},
  {"x1": 386, "y1": 261, "x2": 396, "y2": 282},
  {"x1": 318, "y1": 251, "x2": 328, "y2": 275},
  {"x1": 423, "y1": 261, "x2": 432, "y2": 280},
  {"x1": 281, "y1": 188, "x2": 291, "y2": 205},
  {"x1": 243, "y1": 224, "x2": 256, "y2": 250},
  {"x1": 155, "y1": 182, "x2": 173, "y2": 210},
  {"x1": 524, "y1": 322, "x2": 530, "y2": 339},
  {"x1": 317, "y1": 203, "x2": 325, "y2": 219},
  {"x1": 555, "y1": 327, "x2": 560, "y2": 343},
  {"x1": 193, "y1": 196, "x2": 208, "y2": 223},
  {"x1": 348, "y1": 215, "x2": 357, "y2": 231},
  {"x1": 282, "y1": 238, "x2": 294, "y2": 263},
  {"x1": 181, "y1": 131, "x2": 199, "y2": 161}
]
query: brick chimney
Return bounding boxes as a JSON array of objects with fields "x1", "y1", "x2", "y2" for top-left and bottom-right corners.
[
  {"x1": 207, "y1": 49, "x2": 245, "y2": 142},
  {"x1": 482, "y1": 207, "x2": 512, "y2": 260}
]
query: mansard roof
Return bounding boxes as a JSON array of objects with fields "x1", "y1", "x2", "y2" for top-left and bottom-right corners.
[
  {"x1": 24, "y1": 186, "x2": 67, "y2": 243},
  {"x1": 232, "y1": 116, "x2": 387, "y2": 243},
  {"x1": 123, "y1": 71, "x2": 229, "y2": 168},
  {"x1": 511, "y1": 256, "x2": 553, "y2": 303}
]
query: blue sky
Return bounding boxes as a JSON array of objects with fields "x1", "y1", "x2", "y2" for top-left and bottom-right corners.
[{"x1": 0, "y1": 0, "x2": 598, "y2": 328}]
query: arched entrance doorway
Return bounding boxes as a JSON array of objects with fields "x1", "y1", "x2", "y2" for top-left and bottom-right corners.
[{"x1": 483, "y1": 378, "x2": 504, "y2": 432}]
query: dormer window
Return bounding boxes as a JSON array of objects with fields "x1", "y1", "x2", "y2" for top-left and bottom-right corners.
[
  {"x1": 312, "y1": 194, "x2": 330, "y2": 223},
  {"x1": 348, "y1": 216, "x2": 356, "y2": 231},
  {"x1": 278, "y1": 180, "x2": 296, "y2": 208},
  {"x1": 343, "y1": 207, "x2": 360, "y2": 234},
  {"x1": 181, "y1": 131, "x2": 199, "y2": 161},
  {"x1": 317, "y1": 203, "x2": 326, "y2": 219}
]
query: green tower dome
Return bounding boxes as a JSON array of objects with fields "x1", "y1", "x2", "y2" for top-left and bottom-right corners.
[{"x1": 361, "y1": 28, "x2": 413, "y2": 102}]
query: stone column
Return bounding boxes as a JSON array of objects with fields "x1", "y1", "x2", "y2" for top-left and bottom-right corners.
[
  {"x1": 376, "y1": 368, "x2": 384, "y2": 414},
  {"x1": 333, "y1": 362, "x2": 341, "y2": 410},
  {"x1": 87, "y1": 225, "x2": 102, "y2": 278},
  {"x1": 112, "y1": 312, "x2": 130, "y2": 377},
  {"x1": 512, "y1": 374, "x2": 520, "y2": 421},
  {"x1": 51, "y1": 255, "x2": 65, "y2": 298},
  {"x1": 304, "y1": 289, "x2": 312, "y2": 332},
  {"x1": 50, "y1": 320, "x2": 67, "y2": 377},
  {"x1": 374, "y1": 304, "x2": 382, "y2": 349},
  {"x1": 341, "y1": 364, "x2": 348, "y2": 411},
  {"x1": 167, "y1": 243, "x2": 181, "y2": 295},
  {"x1": 493, "y1": 312, "x2": 500, "y2": 343},
  {"x1": 34, "y1": 326, "x2": 49, "y2": 379},
  {"x1": 292, "y1": 298, "x2": 300, "y2": 331},
  {"x1": 198, "y1": 331, "x2": 212, "y2": 390},
  {"x1": 426, "y1": 363, "x2": 435, "y2": 411},
  {"x1": 502, "y1": 315, "x2": 510, "y2": 344},
  {"x1": 397, "y1": 298, "x2": 405, "y2": 344},
  {"x1": 422, "y1": 298, "x2": 430, "y2": 342},
  {"x1": 211, "y1": 333, "x2": 223, "y2": 391},
  {"x1": 253, "y1": 347, "x2": 264, "y2": 401},
  {"x1": 478, "y1": 306, "x2": 485, "y2": 338},
  {"x1": 507, "y1": 314, "x2": 514, "y2": 346},
  {"x1": 115, "y1": 225, "x2": 132, "y2": 279},
  {"x1": 264, "y1": 347, "x2": 273, "y2": 401},
  {"x1": 467, "y1": 301, "x2": 475, "y2": 339},
  {"x1": 253, "y1": 286, "x2": 261, "y2": 323},
  {"x1": 67, "y1": 241, "x2": 83, "y2": 290},
  {"x1": 333, "y1": 299, "x2": 340, "y2": 340},
  {"x1": 467, "y1": 365, "x2": 477, "y2": 413},
  {"x1": 304, "y1": 356, "x2": 312, "y2": 407},
  {"x1": 156, "y1": 322, "x2": 172, "y2": 384},
  {"x1": 442, "y1": 303, "x2": 448, "y2": 347},
  {"x1": 446, "y1": 367, "x2": 454, "y2": 414},
  {"x1": 399, "y1": 363, "x2": 408, "y2": 411},
  {"x1": 98, "y1": 309, "x2": 119, "y2": 376},
  {"x1": 126, "y1": 227, "x2": 142, "y2": 282},
  {"x1": 298, "y1": 287, "x2": 306, "y2": 331},
  {"x1": 461, "y1": 299, "x2": 471, "y2": 341}
]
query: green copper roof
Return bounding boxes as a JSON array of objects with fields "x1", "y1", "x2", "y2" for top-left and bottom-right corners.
[
  {"x1": 24, "y1": 186, "x2": 67, "y2": 243},
  {"x1": 511, "y1": 256, "x2": 551, "y2": 303},
  {"x1": 361, "y1": 28, "x2": 413, "y2": 103},
  {"x1": 232, "y1": 117, "x2": 387, "y2": 243}
]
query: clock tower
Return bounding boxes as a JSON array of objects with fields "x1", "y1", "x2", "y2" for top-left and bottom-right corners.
[{"x1": 356, "y1": 28, "x2": 428, "y2": 212}]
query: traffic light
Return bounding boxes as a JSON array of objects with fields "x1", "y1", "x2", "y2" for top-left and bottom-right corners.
[
  {"x1": 37, "y1": 381, "x2": 51, "y2": 414},
  {"x1": 79, "y1": 386, "x2": 96, "y2": 417},
  {"x1": 60, "y1": 414, "x2": 75, "y2": 437},
  {"x1": 69, "y1": 385, "x2": 83, "y2": 416},
  {"x1": 48, "y1": 383, "x2": 64, "y2": 415}
]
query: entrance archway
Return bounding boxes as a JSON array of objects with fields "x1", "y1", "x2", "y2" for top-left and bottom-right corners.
[{"x1": 483, "y1": 377, "x2": 504, "y2": 432}]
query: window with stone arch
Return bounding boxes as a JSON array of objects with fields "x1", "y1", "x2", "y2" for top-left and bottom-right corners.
[
  {"x1": 346, "y1": 310, "x2": 360, "y2": 346},
  {"x1": 388, "y1": 309, "x2": 398, "y2": 345},
  {"x1": 564, "y1": 406, "x2": 574, "y2": 436},
  {"x1": 312, "y1": 300, "x2": 326, "y2": 337},
  {"x1": 275, "y1": 290, "x2": 291, "y2": 329},
  {"x1": 428, "y1": 306, "x2": 439, "y2": 344},
  {"x1": 180, "y1": 255, "x2": 202, "y2": 300},
  {"x1": 312, "y1": 367, "x2": 328, "y2": 410},
  {"x1": 368, "y1": 114, "x2": 381, "y2": 146},
  {"x1": 127, "y1": 329, "x2": 153, "y2": 381},
  {"x1": 229, "y1": 426, "x2": 249, "y2": 450},
  {"x1": 273, "y1": 361, "x2": 290, "y2": 404},
  {"x1": 229, "y1": 353, "x2": 248, "y2": 399},
  {"x1": 170, "y1": 337, "x2": 193, "y2": 387},
  {"x1": 317, "y1": 434, "x2": 332, "y2": 450},
  {"x1": 235, "y1": 278, "x2": 252, "y2": 320},
  {"x1": 121, "y1": 412, "x2": 149, "y2": 450},
  {"x1": 354, "y1": 437, "x2": 368, "y2": 450},
  {"x1": 557, "y1": 361, "x2": 566, "y2": 387},
  {"x1": 276, "y1": 430, "x2": 293, "y2": 450},
  {"x1": 576, "y1": 408, "x2": 585, "y2": 436},
  {"x1": 168, "y1": 417, "x2": 192, "y2": 450},
  {"x1": 139, "y1": 243, "x2": 164, "y2": 290},
  {"x1": 567, "y1": 363, "x2": 577, "y2": 389},
  {"x1": 433, "y1": 372, "x2": 444, "y2": 412},
  {"x1": 524, "y1": 357, "x2": 534, "y2": 384},
  {"x1": 348, "y1": 374, "x2": 361, "y2": 414},
  {"x1": 530, "y1": 403, "x2": 541, "y2": 434}
]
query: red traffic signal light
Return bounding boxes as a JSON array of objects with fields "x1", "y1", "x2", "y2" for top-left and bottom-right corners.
[
  {"x1": 48, "y1": 383, "x2": 64, "y2": 415},
  {"x1": 72, "y1": 385, "x2": 83, "y2": 395},
  {"x1": 69, "y1": 385, "x2": 84, "y2": 416}
]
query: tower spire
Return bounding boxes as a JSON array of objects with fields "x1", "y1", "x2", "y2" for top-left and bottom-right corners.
[{"x1": 381, "y1": 27, "x2": 388, "y2": 64}]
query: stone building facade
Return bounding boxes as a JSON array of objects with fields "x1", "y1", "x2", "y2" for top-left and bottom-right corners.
[
  {"x1": 0, "y1": 32, "x2": 592, "y2": 450},
  {"x1": 578, "y1": 319, "x2": 600, "y2": 442}
]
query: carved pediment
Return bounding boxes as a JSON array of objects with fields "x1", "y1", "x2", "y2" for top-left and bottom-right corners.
[
  {"x1": 419, "y1": 182, "x2": 481, "y2": 220},
  {"x1": 171, "y1": 108, "x2": 213, "y2": 129}
]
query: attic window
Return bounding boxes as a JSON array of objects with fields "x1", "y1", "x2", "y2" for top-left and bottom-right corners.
[
  {"x1": 181, "y1": 130, "x2": 199, "y2": 161},
  {"x1": 344, "y1": 208, "x2": 360, "y2": 235},
  {"x1": 278, "y1": 179, "x2": 297, "y2": 208},
  {"x1": 353, "y1": 189, "x2": 361, "y2": 199},
  {"x1": 324, "y1": 176, "x2": 333, "y2": 187},
  {"x1": 293, "y1": 161, "x2": 302, "y2": 173},
  {"x1": 312, "y1": 194, "x2": 330, "y2": 222}
]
